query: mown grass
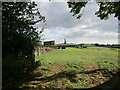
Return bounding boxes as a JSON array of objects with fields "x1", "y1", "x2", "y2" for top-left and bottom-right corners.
[
  {"x1": 36, "y1": 47, "x2": 119, "y2": 70},
  {"x1": 20, "y1": 47, "x2": 119, "y2": 89}
]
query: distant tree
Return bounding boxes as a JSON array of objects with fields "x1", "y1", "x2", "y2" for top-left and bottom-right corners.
[
  {"x1": 67, "y1": 1, "x2": 120, "y2": 20},
  {"x1": 94, "y1": 43, "x2": 99, "y2": 46},
  {"x1": 64, "y1": 39, "x2": 67, "y2": 44}
]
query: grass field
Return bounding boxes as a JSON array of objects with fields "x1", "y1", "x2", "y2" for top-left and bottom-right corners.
[
  {"x1": 36, "y1": 47, "x2": 119, "y2": 70},
  {"x1": 20, "y1": 47, "x2": 119, "y2": 88}
]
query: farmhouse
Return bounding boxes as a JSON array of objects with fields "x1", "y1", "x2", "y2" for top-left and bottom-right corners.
[{"x1": 44, "y1": 40, "x2": 55, "y2": 47}]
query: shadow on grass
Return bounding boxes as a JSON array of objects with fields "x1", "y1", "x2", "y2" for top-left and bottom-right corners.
[
  {"x1": 32, "y1": 70, "x2": 79, "y2": 83},
  {"x1": 27, "y1": 68, "x2": 120, "y2": 89},
  {"x1": 32, "y1": 69, "x2": 117, "y2": 81},
  {"x1": 2, "y1": 61, "x2": 41, "y2": 89},
  {"x1": 3, "y1": 66, "x2": 120, "y2": 89},
  {"x1": 92, "y1": 69, "x2": 120, "y2": 90}
]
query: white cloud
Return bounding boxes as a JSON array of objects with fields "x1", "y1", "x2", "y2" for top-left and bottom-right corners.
[{"x1": 35, "y1": 2, "x2": 118, "y2": 44}]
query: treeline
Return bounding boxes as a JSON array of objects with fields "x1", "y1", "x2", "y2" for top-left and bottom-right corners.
[{"x1": 93, "y1": 43, "x2": 120, "y2": 48}]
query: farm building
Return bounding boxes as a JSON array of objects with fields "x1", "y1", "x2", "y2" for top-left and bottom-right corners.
[{"x1": 44, "y1": 40, "x2": 55, "y2": 47}]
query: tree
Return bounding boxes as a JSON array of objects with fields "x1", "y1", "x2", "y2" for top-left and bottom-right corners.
[
  {"x1": 64, "y1": 39, "x2": 67, "y2": 44},
  {"x1": 95, "y1": 2, "x2": 120, "y2": 20},
  {"x1": 67, "y1": 1, "x2": 120, "y2": 20},
  {"x1": 2, "y1": 1, "x2": 45, "y2": 64},
  {"x1": 67, "y1": 2, "x2": 87, "y2": 19},
  {"x1": 2, "y1": 2, "x2": 46, "y2": 85}
]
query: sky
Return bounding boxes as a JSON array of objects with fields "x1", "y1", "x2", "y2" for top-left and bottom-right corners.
[{"x1": 34, "y1": 1, "x2": 118, "y2": 44}]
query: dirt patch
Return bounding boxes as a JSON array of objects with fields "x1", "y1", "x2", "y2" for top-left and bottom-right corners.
[
  {"x1": 85, "y1": 63, "x2": 98, "y2": 71},
  {"x1": 87, "y1": 71, "x2": 110, "y2": 88},
  {"x1": 49, "y1": 64, "x2": 66, "y2": 73}
]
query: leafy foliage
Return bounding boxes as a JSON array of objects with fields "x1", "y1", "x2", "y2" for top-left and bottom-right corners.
[
  {"x1": 2, "y1": 2, "x2": 45, "y2": 87},
  {"x1": 95, "y1": 2, "x2": 120, "y2": 20},
  {"x1": 2, "y1": 2, "x2": 45, "y2": 54},
  {"x1": 67, "y1": 2, "x2": 87, "y2": 19},
  {"x1": 67, "y1": 1, "x2": 120, "y2": 20}
]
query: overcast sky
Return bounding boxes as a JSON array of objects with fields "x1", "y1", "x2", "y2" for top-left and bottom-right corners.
[{"x1": 35, "y1": 1, "x2": 118, "y2": 44}]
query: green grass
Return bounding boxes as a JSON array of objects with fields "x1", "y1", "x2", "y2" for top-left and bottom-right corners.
[
  {"x1": 35, "y1": 47, "x2": 119, "y2": 70},
  {"x1": 20, "y1": 47, "x2": 119, "y2": 89}
]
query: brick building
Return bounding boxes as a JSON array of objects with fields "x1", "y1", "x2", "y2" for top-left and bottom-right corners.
[{"x1": 44, "y1": 41, "x2": 55, "y2": 47}]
